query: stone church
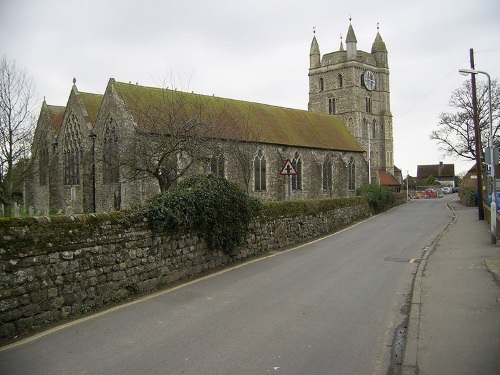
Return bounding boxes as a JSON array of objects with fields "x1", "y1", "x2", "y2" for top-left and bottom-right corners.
[{"x1": 28, "y1": 22, "x2": 400, "y2": 215}]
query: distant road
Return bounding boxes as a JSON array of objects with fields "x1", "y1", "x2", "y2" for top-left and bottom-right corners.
[{"x1": 0, "y1": 196, "x2": 455, "y2": 375}]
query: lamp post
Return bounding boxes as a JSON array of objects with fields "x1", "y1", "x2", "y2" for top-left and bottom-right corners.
[
  {"x1": 459, "y1": 68, "x2": 495, "y2": 243},
  {"x1": 406, "y1": 170, "x2": 409, "y2": 201}
]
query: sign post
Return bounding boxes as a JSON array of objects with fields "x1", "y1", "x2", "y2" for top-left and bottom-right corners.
[{"x1": 279, "y1": 159, "x2": 298, "y2": 200}]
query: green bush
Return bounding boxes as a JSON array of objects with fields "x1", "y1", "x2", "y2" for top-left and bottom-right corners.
[
  {"x1": 356, "y1": 183, "x2": 396, "y2": 213},
  {"x1": 134, "y1": 174, "x2": 261, "y2": 252}
]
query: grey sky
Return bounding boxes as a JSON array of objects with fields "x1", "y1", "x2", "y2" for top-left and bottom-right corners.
[{"x1": 1, "y1": 0, "x2": 499, "y2": 176}]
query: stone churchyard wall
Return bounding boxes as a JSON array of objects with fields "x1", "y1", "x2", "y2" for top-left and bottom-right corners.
[{"x1": 0, "y1": 198, "x2": 370, "y2": 340}]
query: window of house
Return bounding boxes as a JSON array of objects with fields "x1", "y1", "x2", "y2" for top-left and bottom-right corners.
[
  {"x1": 365, "y1": 97, "x2": 372, "y2": 113},
  {"x1": 254, "y1": 149, "x2": 266, "y2": 191},
  {"x1": 348, "y1": 157, "x2": 356, "y2": 191},
  {"x1": 291, "y1": 152, "x2": 302, "y2": 191},
  {"x1": 338, "y1": 74, "x2": 343, "y2": 88},
  {"x1": 63, "y1": 112, "x2": 81, "y2": 186},
  {"x1": 103, "y1": 117, "x2": 119, "y2": 184},
  {"x1": 328, "y1": 98, "x2": 336, "y2": 114},
  {"x1": 322, "y1": 158, "x2": 332, "y2": 191}
]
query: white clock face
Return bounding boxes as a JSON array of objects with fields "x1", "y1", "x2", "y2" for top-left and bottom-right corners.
[{"x1": 363, "y1": 70, "x2": 376, "y2": 91}]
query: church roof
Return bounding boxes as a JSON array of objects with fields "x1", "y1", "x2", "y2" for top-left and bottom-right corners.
[
  {"x1": 45, "y1": 104, "x2": 66, "y2": 132},
  {"x1": 78, "y1": 92, "x2": 103, "y2": 124},
  {"x1": 112, "y1": 80, "x2": 363, "y2": 152}
]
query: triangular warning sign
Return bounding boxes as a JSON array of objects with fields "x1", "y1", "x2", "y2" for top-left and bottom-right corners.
[{"x1": 279, "y1": 159, "x2": 298, "y2": 176}]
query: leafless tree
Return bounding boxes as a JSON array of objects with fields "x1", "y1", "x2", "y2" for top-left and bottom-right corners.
[
  {"x1": 0, "y1": 56, "x2": 37, "y2": 216},
  {"x1": 225, "y1": 107, "x2": 262, "y2": 194},
  {"x1": 117, "y1": 86, "x2": 230, "y2": 192},
  {"x1": 430, "y1": 78, "x2": 500, "y2": 162}
]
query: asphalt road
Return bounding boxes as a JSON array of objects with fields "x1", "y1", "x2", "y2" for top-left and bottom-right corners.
[{"x1": 0, "y1": 196, "x2": 455, "y2": 375}]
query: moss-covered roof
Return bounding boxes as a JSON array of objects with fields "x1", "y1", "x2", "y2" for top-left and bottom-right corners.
[
  {"x1": 79, "y1": 92, "x2": 103, "y2": 124},
  {"x1": 113, "y1": 81, "x2": 363, "y2": 152},
  {"x1": 46, "y1": 104, "x2": 66, "y2": 132}
]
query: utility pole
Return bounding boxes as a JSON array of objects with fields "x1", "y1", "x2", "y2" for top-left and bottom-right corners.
[{"x1": 470, "y1": 48, "x2": 484, "y2": 220}]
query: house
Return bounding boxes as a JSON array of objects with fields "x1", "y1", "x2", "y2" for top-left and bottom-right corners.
[{"x1": 417, "y1": 162, "x2": 455, "y2": 187}]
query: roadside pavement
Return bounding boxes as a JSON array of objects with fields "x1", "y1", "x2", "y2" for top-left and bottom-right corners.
[{"x1": 402, "y1": 200, "x2": 500, "y2": 374}]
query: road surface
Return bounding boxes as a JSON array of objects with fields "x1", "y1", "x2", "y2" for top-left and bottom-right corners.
[{"x1": 0, "y1": 196, "x2": 454, "y2": 374}]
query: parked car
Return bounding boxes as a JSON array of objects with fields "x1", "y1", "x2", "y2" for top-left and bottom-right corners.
[
  {"x1": 442, "y1": 187, "x2": 452, "y2": 194},
  {"x1": 424, "y1": 189, "x2": 437, "y2": 198}
]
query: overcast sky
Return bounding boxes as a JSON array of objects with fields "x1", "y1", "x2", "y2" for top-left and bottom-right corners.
[{"x1": 1, "y1": 0, "x2": 499, "y2": 176}]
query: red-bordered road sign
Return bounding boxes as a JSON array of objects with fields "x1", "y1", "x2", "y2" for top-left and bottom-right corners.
[{"x1": 279, "y1": 159, "x2": 298, "y2": 176}]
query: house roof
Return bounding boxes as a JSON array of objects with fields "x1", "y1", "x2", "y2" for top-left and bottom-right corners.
[
  {"x1": 417, "y1": 163, "x2": 455, "y2": 179},
  {"x1": 112, "y1": 80, "x2": 364, "y2": 152},
  {"x1": 377, "y1": 169, "x2": 400, "y2": 186}
]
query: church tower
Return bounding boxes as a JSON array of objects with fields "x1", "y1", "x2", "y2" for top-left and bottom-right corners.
[{"x1": 308, "y1": 22, "x2": 394, "y2": 179}]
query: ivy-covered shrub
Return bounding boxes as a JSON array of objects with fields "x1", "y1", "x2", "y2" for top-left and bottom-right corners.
[
  {"x1": 132, "y1": 174, "x2": 261, "y2": 252},
  {"x1": 356, "y1": 183, "x2": 396, "y2": 213}
]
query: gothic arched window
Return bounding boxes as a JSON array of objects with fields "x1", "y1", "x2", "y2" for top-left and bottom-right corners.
[
  {"x1": 209, "y1": 150, "x2": 225, "y2": 177},
  {"x1": 372, "y1": 120, "x2": 377, "y2": 138},
  {"x1": 348, "y1": 157, "x2": 356, "y2": 191},
  {"x1": 63, "y1": 112, "x2": 81, "y2": 186},
  {"x1": 319, "y1": 78, "x2": 324, "y2": 91},
  {"x1": 338, "y1": 74, "x2": 343, "y2": 88},
  {"x1": 253, "y1": 149, "x2": 266, "y2": 191},
  {"x1": 291, "y1": 152, "x2": 302, "y2": 191},
  {"x1": 362, "y1": 118, "x2": 368, "y2": 138},
  {"x1": 103, "y1": 116, "x2": 119, "y2": 184},
  {"x1": 328, "y1": 98, "x2": 336, "y2": 114}
]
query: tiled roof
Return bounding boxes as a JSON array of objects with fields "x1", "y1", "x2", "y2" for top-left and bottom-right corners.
[
  {"x1": 377, "y1": 169, "x2": 400, "y2": 186},
  {"x1": 417, "y1": 164, "x2": 455, "y2": 178},
  {"x1": 113, "y1": 81, "x2": 364, "y2": 152}
]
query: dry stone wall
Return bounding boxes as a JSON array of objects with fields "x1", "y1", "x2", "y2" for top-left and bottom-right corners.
[{"x1": 0, "y1": 201, "x2": 370, "y2": 340}]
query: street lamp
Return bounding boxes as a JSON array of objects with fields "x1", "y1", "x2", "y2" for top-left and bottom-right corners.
[
  {"x1": 459, "y1": 68, "x2": 496, "y2": 243},
  {"x1": 405, "y1": 170, "x2": 409, "y2": 201}
]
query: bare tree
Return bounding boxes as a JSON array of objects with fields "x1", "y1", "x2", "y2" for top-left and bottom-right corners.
[
  {"x1": 430, "y1": 78, "x2": 500, "y2": 162},
  {"x1": 0, "y1": 56, "x2": 37, "y2": 216},
  {"x1": 117, "y1": 86, "x2": 230, "y2": 192},
  {"x1": 225, "y1": 107, "x2": 262, "y2": 194}
]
